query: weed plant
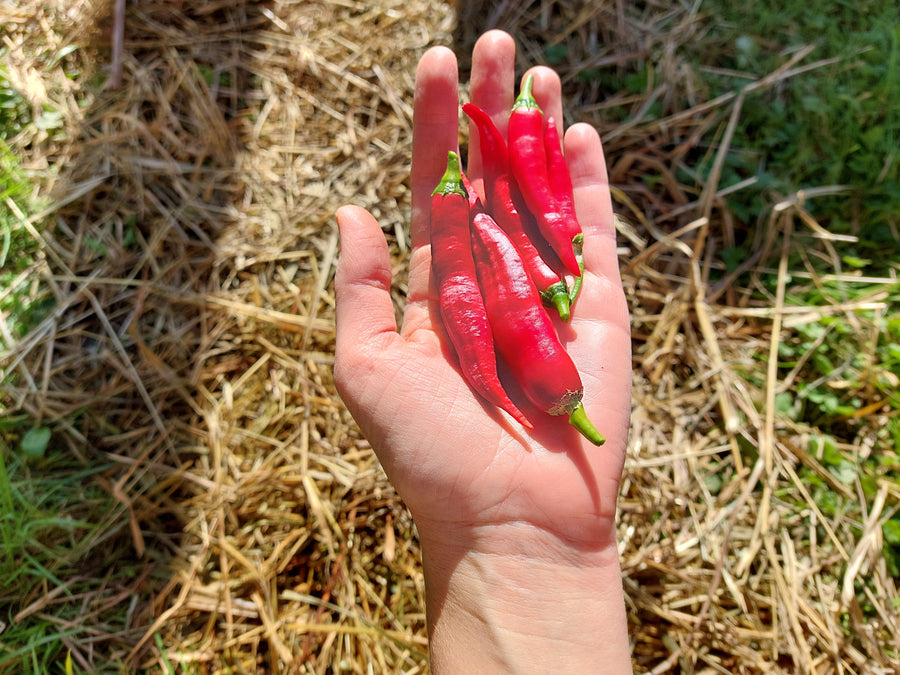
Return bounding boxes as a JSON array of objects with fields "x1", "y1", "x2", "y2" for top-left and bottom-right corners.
[
  {"x1": 579, "y1": 0, "x2": 900, "y2": 602},
  {"x1": 694, "y1": 0, "x2": 899, "y2": 253},
  {"x1": 1, "y1": 51, "x2": 132, "y2": 673},
  {"x1": 0, "y1": 62, "x2": 47, "y2": 349},
  {"x1": 690, "y1": 1, "x2": 900, "y2": 584},
  {"x1": 0, "y1": 435, "x2": 131, "y2": 671}
]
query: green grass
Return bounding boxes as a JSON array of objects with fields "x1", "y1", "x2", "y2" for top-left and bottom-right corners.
[
  {"x1": 692, "y1": 0, "x2": 899, "y2": 251},
  {"x1": 770, "y1": 271, "x2": 900, "y2": 577},
  {"x1": 0, "y1": 59, "x2": 32, "y2": 141},
  {"x1": 582, "y1": 0, "x2": 900, "y2": 603},
  {"x1": 582, "y1": 1, "x2": 898, "y2": 260},
  {"x1": 685, "y1": 1, "x2": 900, "y2": 587},
  {"x1": 776, "y1": 283, "x2": 900, "y2": 423},
  {"x1": 0, "y1": 423, "x2": 136, "y2": 672},
  {"x1": 0, "y1": 101, "x2": 50, "y2": 351},
  {"x1": 1, "y1": 54, "x2": 137, "y2": 673}
]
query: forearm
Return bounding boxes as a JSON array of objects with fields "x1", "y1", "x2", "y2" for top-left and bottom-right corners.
[{"x1": 419, "y1": 521, "x2": 633, "y2": 674}]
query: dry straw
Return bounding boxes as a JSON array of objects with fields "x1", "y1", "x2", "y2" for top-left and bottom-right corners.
[{"x1": 1, "y1": 0, "x2": 897, "y2": 672}]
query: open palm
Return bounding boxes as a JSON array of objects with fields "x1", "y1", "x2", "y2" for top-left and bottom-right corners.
[{"x1": 334, "y1": 31, "x2": 631, "y2": 549}]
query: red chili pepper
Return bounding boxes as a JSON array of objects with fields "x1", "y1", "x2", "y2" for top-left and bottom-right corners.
[
  {"x1": 543, "y1": 116, "x2": 582, "y2": 242},
  {"x1": 543, "y1": 116, "x2": 586, "y2": 305},
  {"x1": 507, "y1": 74, "x2": 582, "y2": 278},
  {"x1": 430, "y1": 151, "x2": 533, "y2": 430},
  {"x1": 462, "y1": 102, "x2": 571, "y2": 321},
  {"x1": 470, "y1": 207, "x2": 605, "y2": 446}
]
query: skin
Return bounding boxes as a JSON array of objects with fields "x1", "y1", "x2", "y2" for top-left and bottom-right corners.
[{"x1": 334, "y1": 30, "x2": 633, "y2": 675}]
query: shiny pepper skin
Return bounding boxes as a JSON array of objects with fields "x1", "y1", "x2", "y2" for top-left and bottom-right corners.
[
  {"x1": 430, "y1": 151, "x2": 533, "y2": 430},
  {"x1": 470, "y1": 207, "x2": 605, "y2": 445},
  {"x1": 507, "y1": 74, "x2": 582, "y2": 277}
]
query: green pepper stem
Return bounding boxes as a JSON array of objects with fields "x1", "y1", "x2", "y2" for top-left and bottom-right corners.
[
  {"x1": 512, "y1": 74, "x2": 542, "y2": 113},
  {"x1": 571, "y1": 232, "x2": 584, "y2": 257},
  {"x1": 540, "y1": 281, "x2": 571, "y2": 322},
  {"x1": 432, "y1": 151, "x2": 467, "y2": 198},
  {"x1": 568, "y1": 402, "x2": 605, "y2": 446}
]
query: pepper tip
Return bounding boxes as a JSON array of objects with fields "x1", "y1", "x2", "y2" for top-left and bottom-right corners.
[
  {"x1": 552, "y1": 291, "x2": 571, "y2": 323},
  {"x1": 568, "y1": 402, "x2": 605, "y2": 446}
]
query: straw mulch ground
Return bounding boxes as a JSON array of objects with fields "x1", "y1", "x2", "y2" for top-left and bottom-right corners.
[{"x1": 2, "y1": 0, "x2": 898, "y2": 672}]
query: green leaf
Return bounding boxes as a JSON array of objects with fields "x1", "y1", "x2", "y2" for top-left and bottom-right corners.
[
  {"x1": 842, "y1": 255, "x2": 871, "y2": 268},
  {"x1": 809, "y1": 434, "x2": 841, "y2": 465},
  {"x1": 884, "y1": 519, "x2": 900, "y2": 546},
  {"x1": 828, "y1": 459, "x2": 857, "y2": 485},
  {"x1": 21, "y1": 427, "x2": 51, "y2": 459},
  {"x1": 721, "y1": 246, "x2": 746, "y2": 273},
  {"x1": 775, "y1": 391, "x2": 801, "y2": 420},
  {"x1": 703, "y1": 473, "x2": 723, "y2": 495},
  {"x1": 544, "y1": 44, "x2": 568, "y2": 65},
  {"x1": 83, "y1": 237, "x2": 107, "y2": 256}
]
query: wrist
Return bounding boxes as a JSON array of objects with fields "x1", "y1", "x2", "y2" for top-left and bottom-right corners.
[{"x1": 418, "y1": 520, "x2": 632, "y2": 674}]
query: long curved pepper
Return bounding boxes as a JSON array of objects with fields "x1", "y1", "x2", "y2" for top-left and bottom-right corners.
[
  {"x1": 543, "y1": 116, "x2": 583, "y2": 244},
  {"x1": 430, "y1": 151, "x2": 533, "y2": 430},
  {"x1": 470, "y1": 210, "x2": 605, "y2": 446},
  {"x1": 543, "y1": 116, "x2": 586, "y2": 305},
  {"x1": 507, "y1": 74, "x2": 582, "y2": 277},
  {"x1": 456, "y1": 120, "x2": 571, "y2": 322}
]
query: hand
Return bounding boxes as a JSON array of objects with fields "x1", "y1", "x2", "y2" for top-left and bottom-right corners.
[{"x1": 334, "y1": 30, "x2": 632, "y2": 673}]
